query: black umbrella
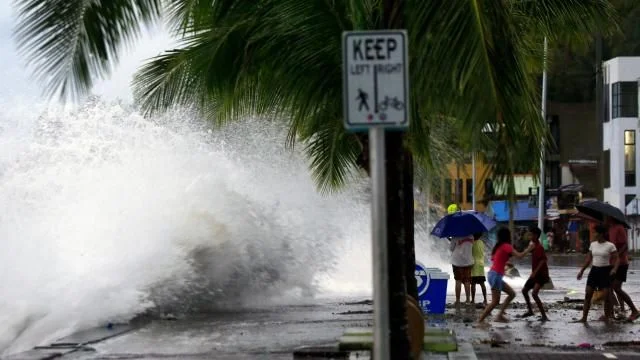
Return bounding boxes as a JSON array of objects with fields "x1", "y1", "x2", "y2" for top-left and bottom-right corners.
[{"x1": 575, "y1": 200, "x2": 630, "y2": 228}]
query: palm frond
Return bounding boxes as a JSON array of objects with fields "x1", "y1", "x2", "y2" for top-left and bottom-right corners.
[
  {"x1": 304, "y1": 120, "x2": 362, "y2": 194},
  {"x1": 164, "y1": 0, "x2": 213, "y2": 34},
  {"x1": 409, "y1": 2, "x2": 542, "y2": 191},
  {"x1": 407, "y1": 1, "x2": 611, "y2": 203},
  {"x1": 133, "y1": 48, "x2": 204, "y2": 112},
  {"x1": 14, "y1": 0, "x2": 162, "y2": 101},
  {"x1": 132, "y1": 15, "x2": 260, "y2": 116},
  {"x1": 131, "y1": 0, "x2": 613, "y2": 196},
  {"x1": 510, "y1": 0, "x2": 618, "y2": 46},
  {"x1": 134, "y1": 0, "x2": 362, "y2": 191}
]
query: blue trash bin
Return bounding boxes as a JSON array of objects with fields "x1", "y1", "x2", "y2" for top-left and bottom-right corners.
[{"x1": 415, "y1": 262, "x2": 450, "y2": 315}]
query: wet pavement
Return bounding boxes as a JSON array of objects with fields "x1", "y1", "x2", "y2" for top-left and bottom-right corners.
[
  {"x1": 7, "y1": 254, "x2": 640, "y2": 359},
  {"x1": 447, "y1": 254, "x2": 640, "y2": 351},
  {"x1": 53, "y1": 301, "x2": 373, "y2": 360}
]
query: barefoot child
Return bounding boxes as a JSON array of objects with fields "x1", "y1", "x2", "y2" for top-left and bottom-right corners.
[
  {"x1": 575, "y1": 224, "x2": 619, "y2": 323},
  {"x1": 520, "y1": 225, "x2": 550, "y2": 321},
  {"x1": 478, "y1": 227, "x2": 531, "y2": 323},
  {"x1": 471, "y1": 233, "x2": 488, "y2": 306}
]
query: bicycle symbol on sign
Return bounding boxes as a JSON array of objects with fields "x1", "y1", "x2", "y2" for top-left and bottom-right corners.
[{"x1": 378, "y1": 96, "x2": 405, "y2": 111}]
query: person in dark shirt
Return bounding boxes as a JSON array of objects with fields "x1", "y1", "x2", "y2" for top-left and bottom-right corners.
[
  {"x1": 606, "y1": 216, "x2": 640, "y2": 322},
  {"x1": 519, "y1": 225, "x2": 550, "y2": 321}
]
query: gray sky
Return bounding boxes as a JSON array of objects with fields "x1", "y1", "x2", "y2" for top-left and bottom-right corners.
[{"x1": 0, "y1": 2, "x2": 173, "y2": 103}]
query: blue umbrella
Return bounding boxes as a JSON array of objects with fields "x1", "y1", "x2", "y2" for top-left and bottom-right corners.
[{"x1": 431, "y1": 210, "x2": 497, "y2": 238}]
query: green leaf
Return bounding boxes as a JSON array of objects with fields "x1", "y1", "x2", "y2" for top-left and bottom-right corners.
[{"x1": 14, "y1": 0, "x2": 162, "y2": 101}]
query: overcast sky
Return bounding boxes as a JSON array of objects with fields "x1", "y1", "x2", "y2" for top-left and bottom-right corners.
[{"x1": 0, "y1": 2, "x2": 173, "y2": 103}]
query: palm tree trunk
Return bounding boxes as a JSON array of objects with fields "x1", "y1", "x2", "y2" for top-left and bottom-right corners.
[
  {"x1": 404, "y1": 149, "x2": 417, "y2": 301},
  {"x1": 382, "y1": 1, "x2": 411, "y2": 359},
  {"x1": 385, "y1": 132, "x2": 411, "y2": 360}
]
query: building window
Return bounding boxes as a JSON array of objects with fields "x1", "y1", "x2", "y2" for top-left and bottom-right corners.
[
  {"x1": 466, "y1": 179, "x2": 473, "y2": 204},
  {"x1": 626, "y1": 194, "x2": 636, "y2": 206},
  {"x1": 455, "y1": 179, "x2": 463, "y2": 204},
  {"x1": 444, "y1": 178, "x2": 452, "y2": 204},
  {"x1": 463, "y1": 154, "x2": 472, "y2": 164},
  {"x1": 484, "y1": 179, "x2": 494, "y2": 198},
  {"x1": 625, "y1": 130, "x2": 636, "y2": 187},
  {"x1": 604, "y1": 150, "x2": 611, "y2": 189},
  {"x1": 627, "y1": 195, "x2": 639, "y2": 215},
  {"x1": 612, "y1": 82, "x2": 638, "y2": 118},
  {"x1": 548, "y1": 161, "x2": 561, "y2": 189}
]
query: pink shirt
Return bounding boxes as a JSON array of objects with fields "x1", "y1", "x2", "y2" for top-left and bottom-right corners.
[
  {"x1": 490, "y1": 243, "x2": 513, "y2": 275},
  {"x1": 609, "y1": 224, "x2": 629, "y2": 265}
]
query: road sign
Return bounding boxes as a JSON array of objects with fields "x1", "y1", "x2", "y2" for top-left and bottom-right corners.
[{"x1": 342, "y1": 30, "x2": 409, "y2": 131}]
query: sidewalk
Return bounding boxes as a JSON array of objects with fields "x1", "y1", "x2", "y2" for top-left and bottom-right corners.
[{"x1": 475, "y1": 350, "x2": 640, "y2": 359}]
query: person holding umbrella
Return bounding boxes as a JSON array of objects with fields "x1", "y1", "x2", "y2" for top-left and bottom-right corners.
[
  {"x1": 576, "y1": 200, "x2": 639, "y2": 321},
  {"x1": 450, "y1": 234, "x2": 474, "y2": 308},
  {"x1": 431, "y1": 211, "x2": 497, "y2": 310}
]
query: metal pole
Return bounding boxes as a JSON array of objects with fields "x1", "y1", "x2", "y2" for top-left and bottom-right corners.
[
  {"x1": 472, "y1": 151, "x2": 477, "y2": 211},
  {"x1": 369, "y1": 126, "x2": 390, "y2": 360},
  {"x1": 538, "y1": 37, "x2": 548, "y2": 231}
]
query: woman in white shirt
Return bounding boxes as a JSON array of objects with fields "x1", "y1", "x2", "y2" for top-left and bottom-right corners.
[
  {"x1": 450, "y1": 236, "x2": 474, "y2": 308},
  {"x1": 575, "y1": 224, "x2": 620, "y2": 323}
]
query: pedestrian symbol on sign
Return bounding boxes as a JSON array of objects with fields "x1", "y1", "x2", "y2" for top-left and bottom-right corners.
[{"x1": 357, "y1": 89, "x2": 369, "y2": 111}]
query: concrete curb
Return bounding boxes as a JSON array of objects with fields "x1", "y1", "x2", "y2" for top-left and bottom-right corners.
[{"x1": 448, "y1": 342, "x2": 478, "y2": 360}]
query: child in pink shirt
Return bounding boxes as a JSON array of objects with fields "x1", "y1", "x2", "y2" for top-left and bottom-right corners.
[{"x1": 478, "y1": 227, "x2": 532, "y2": 324}]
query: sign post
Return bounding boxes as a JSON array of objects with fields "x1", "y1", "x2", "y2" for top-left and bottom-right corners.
[{"x1": 342, "y1": 30, "x2": 409, "y2": 360}]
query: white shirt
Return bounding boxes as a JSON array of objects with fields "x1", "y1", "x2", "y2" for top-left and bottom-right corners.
[
  {"x1": 450, "y1": 236, "x2": 474, "y2": 267},
  {"x1": 590, "y1": 241, "x2": 617, "y2": 267}
]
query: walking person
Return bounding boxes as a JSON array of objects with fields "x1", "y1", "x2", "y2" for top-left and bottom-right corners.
[
  {"x1": 605, "y1": 216, "x2": 640, "y2": 321},
  {"x1": 546, "y1": 229, "x2": 555, "y2": 252},
  {"x1": 478, "y1": 227, "x2": 532, "y2": 324},
  {"x1": 450, "y1": 235, "x2": 474, "y2": 309},
  {"x1": 574, "y1": 224, "x2": 619, "y2": 324},
  {"x1": 471, "y1": 232, "x2": 488, "y2": 306},
  {"x1": 519, "y1": 225, "x2": 550, "y2": 321}
]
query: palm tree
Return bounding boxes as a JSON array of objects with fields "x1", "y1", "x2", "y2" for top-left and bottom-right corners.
[{"x1": 14, "y1": 1, "x2": 617, "y2": 358}]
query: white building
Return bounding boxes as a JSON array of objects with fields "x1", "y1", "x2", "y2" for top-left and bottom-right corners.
[{"x1": 602, "y1": 57, "x2": 640, "y2": 215}]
